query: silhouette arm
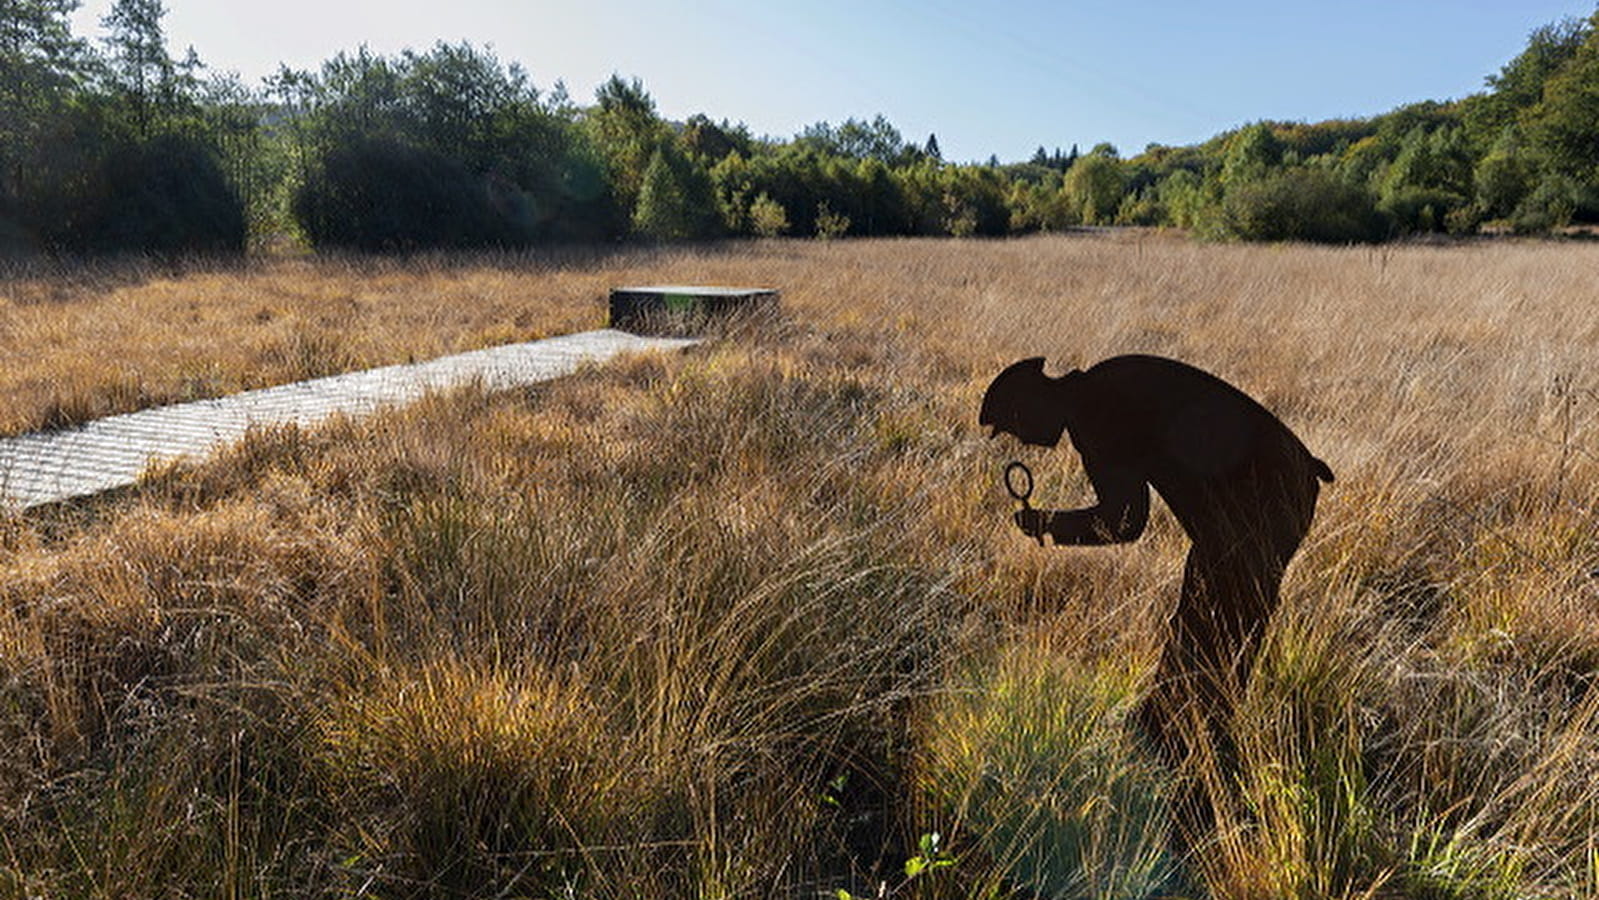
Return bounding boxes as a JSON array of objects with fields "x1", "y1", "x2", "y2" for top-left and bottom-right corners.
[{"x1": 1044, "y1": 461, "x2": 1149, "y2": 546}]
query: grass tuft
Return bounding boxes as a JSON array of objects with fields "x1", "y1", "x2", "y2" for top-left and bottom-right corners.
[{"x1": 3, "y1": 235, "x2": 1598, "y2": 897}]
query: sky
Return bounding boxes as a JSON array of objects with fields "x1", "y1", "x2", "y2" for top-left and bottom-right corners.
[{"x1": 70, "y1": 0, "x2": 1598, "y2": 163}]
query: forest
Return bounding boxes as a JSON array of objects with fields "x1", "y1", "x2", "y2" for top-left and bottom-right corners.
[{"x1": 5, "y1": 0, "x2": 1599, "y2": 255}]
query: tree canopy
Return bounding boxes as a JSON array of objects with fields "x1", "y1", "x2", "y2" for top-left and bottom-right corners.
[{"x1": 5, "y1": 5, "x2": 1599, "y2": 256}]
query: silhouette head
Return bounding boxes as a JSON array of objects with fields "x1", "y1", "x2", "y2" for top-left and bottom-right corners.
[{"x1": 979, "y1": 357, "x2": 1072, "y2": 447}]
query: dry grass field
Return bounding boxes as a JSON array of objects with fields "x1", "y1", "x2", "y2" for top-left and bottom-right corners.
[{"x1": 2, "y1": 233, "x2": 1597, "y2": 898}]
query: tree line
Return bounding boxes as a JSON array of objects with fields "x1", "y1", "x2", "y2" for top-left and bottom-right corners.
[{"x1": 5, "y1": 1, "x2": 1599, "y2": 257}]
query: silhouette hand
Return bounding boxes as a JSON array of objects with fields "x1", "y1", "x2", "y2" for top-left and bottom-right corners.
[{"x1": 1014, "y1": 508, "x2": 1049, "y2": 543}]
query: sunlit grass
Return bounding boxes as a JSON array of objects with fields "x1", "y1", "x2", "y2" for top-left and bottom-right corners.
[{"x1": 2, "y1": 234, "x2": 1597, "y2": 897}]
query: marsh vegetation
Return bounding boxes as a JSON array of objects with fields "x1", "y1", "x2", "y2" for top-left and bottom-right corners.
[{"x1": 2, "y1": 234, "x2": 1597, "y2": 898}]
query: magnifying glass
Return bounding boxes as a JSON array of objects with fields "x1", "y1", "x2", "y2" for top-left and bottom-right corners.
[{"x1": 1004, "y1": 461, "x2": 1044, "y2": 546}]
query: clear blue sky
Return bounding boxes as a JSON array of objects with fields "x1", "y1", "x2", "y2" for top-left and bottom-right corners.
[{"x1": 71, "y1": 0, "x2": 1596, "y2": 162}]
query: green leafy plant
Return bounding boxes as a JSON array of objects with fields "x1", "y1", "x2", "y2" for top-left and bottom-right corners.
[
  {"x1": 749, "y1": 191, "x2": 790, "y2": 237},
  {"x1": 815, "y1": 200, "x2": 852, "y2": 239},
  {"x1": 835, "y1": 832, "x2": 957, "y2": 900}
]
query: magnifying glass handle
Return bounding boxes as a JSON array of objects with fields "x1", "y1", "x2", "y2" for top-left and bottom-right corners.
[{"x1": 1003, "y1": 461, "x2": 1045, "y2": 546}]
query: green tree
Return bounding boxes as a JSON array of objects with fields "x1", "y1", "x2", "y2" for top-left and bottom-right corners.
[
  {"x1": 1005, "y1": 172, "x2": 1071, "y2": 232},
  {"x1": 0, "y1": 0, "x2": 87, "y2": 228},
  {"x1": 1491, "y1": 18, "x2": 1589, "y2": 106},
  {"x1": 1221, "y1": 123, "x2": 1284, "y2": 187},
  {"x1": 853, "y1": 156, "x2": 908, "y2": 235},
  {"x1": 1467, "y1": 16, "x2": 1590, "y2": 147},
  {"x1": 747, "y1": 192, "x2": 789, "y2": 237},
  {"x1": 1336, "y1": 135, "x2": 1392, "y2": 187},
  {"x1": 1220, "y1": 167, "x2": 1383, "y2": 243},
  {"x1": 797, "y1": 115, "x2": 917, "y2": 165},
  {"x1": 1373, "y1": 125, "x2": 1474, "y2": 232},
  {"x1": 290, "y1": 44, "x2": 621, "y2": 249},
  {"x1": 100, "y1": 0, "x2": 202, "y2": 138},
  {"x1": 681, "y1": 113, "x2": 749, "y2": 163},
  {"x1": 632, "y1": 143, "x2": 719, "y2": 240},
  {"x1": 1473, "y1": 129, "x2": 1538, "y2": 220},
  {"x1": 1512, "y1": 173, "x2": 1578, "y2": 233},
  {"x1": 587, "y1": 74, "x2": 664, "y2": 214},
  {"x1": 938, "y1": 164, "x2": 1008, "y2": 236},
  {"x1": 1155, "y1": 169, "x2": 1219, "y2": 231},
  {"x1": 205, "y1": 76, "x2": 293, "y2": 249},
  {"x1": 1523, "y1": 14, "x2": 1599, "y2": 184},
  {"x1": 1062, "y1": 153, "x2": 1125, "y2": 225},
  {"x1": 1380, "y1": 125, "x2": 1473, "y2": 199},
  {"x1": 896, "y1": 157, "x2": 950, "y2": 234},
  {"x1": 813, "y1": 200, "x2": 850, "y2": 239}
]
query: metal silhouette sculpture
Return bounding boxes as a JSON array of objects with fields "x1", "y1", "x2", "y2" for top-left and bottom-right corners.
[
  {"x1": 981, "y1": 354, "x2": 1333, "y2": 844},
  {"x1": 1004, "y1": 461, "x2": 1044, "y2": 546}
]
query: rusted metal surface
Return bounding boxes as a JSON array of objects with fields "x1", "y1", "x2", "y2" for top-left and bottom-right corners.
[{"x1": 609, "y1": 285, "x2": 778, "y2": 332}]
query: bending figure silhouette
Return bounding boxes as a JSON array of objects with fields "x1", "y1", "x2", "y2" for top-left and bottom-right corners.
[{"x1": 979, "y1": 355, "x2": 1333, "y2": 844}]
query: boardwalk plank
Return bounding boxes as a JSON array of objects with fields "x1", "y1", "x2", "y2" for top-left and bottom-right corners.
[{"x1": 0, "y1": 329, "x2": 698, "y2": 510}]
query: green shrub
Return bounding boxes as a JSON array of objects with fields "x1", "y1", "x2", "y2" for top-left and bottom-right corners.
[
  {"x1": 1379, "y1": 185, "x2": 1470, "y2": 234},
  {"x1": 1114, "y1": 191, "x2": 1163, "y2": 226},
  {"x1": 632, "y1": 144, "x2": 721, "y2": 240},
  {"x1": 1473, "y1": 143, "x2": 1536, "y2": 220},
  {"x1": 293, "y1": 138, "x2": 525, "y2": 251},
  {"x1": 88, "y1": 135, "x2": 247, "y2": 255},
  {"x1": 10, "y1": 132, "x2": 246, "y2": 256},
  {"x1": 748, "y1": 192, "x2": 790, "y2": 237},
  {"x1": 814, "y1": 200, "x2": 851, "y2": 239},
  {"x1": 1221, "y1": 168, "x2": 1385, "y2": 243},
  {"x1": 1511, "y1": 174, "x2": 1577, "y2": 233},
  {"x1": 1063, "y1": 154, "x2": 1125, "y2": 225}
]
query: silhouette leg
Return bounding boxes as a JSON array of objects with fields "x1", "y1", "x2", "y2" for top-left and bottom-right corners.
[{"x1": 1140, "y1": 546, "x2": 1285, "y2": 853}]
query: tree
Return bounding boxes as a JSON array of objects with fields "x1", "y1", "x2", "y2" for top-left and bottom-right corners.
[
  {"x1": 289, "y1": 44, "x2": 623, "y2": 249},
  {"x1": 813, "y1": 200, "x2": 850, "y2": 239},
  {"x1": 399, "y1": 42, "x2": 548, "y2": 175},
  {"x1": 1473, "y1": 129, "x2": 1537, "y2": 220},
  {"x1": 1156, "y1": 169, "x2": 1218, "y2": 231},
  {"x1": 0, "y1": 0, "x2": 86, "y2": 218},
  {"x1": 937, "y1": 164, "x2": 1008, "y2": 236},
  {"x1": 1510, "y1": 173, "x2": 1577, "y2": 233},
  {"x1": 1372, "y1": 125, "x2": 1474, "y2": 231},
  {"x1": 681, "y1": 114, "x2": 749, "y2": 162},
  {"x1": 748, "y1": 192, "x2": 789, "y2": 237},
  {"x1": 1220, "y1": 168, "x2": 1383, "y2": 243},
  {"x1": 1383, "y1": 126, "x2": 1473, "y2": 197},
  {"x1": 85, "y1": 132, "x2": 245, "y2": 253},
  {"x1": 632, "y1": 143, "x2": 719, "y2": 240},
  {"x1": 853, "y1": 156, "x2": 908, "y2": 235},
  {"x1": 1220, "y1": 123, "x2": 1284, "y2": 187},
  {"x1": 1466, "y1": 15, "x2": 1591, "y2": 146},
  {"x1": 1491, "y1": 18, "x2": 1589, "y2": 104},
  {"x1": 588, "y1": 74, "x2": 664, "y2": 213},
  {"x1": 100, "y1": 0, "x2": 201, "y2": 138},
  {"x1": 1522, "y1": 14, "x2": 1599, "y2": 183},
  {"x1": 295, "y1": 137, "x2": 506, "y2": 251},
  {"x1": 1063, "y1": 153, "x2": 1125, "y2": 224},
  {"x1": 797, "y1": 115, "x2": 915, "y2": 164}
]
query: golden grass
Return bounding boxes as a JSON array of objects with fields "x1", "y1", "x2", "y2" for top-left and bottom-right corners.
[{"x1": 2, "y1": 234, "x2": 1597, "y2": 898}]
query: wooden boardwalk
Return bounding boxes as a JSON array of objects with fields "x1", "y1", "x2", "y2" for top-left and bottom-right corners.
[{"x1": 0, "y1": 329, "x2": 699, "y2": 510}]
